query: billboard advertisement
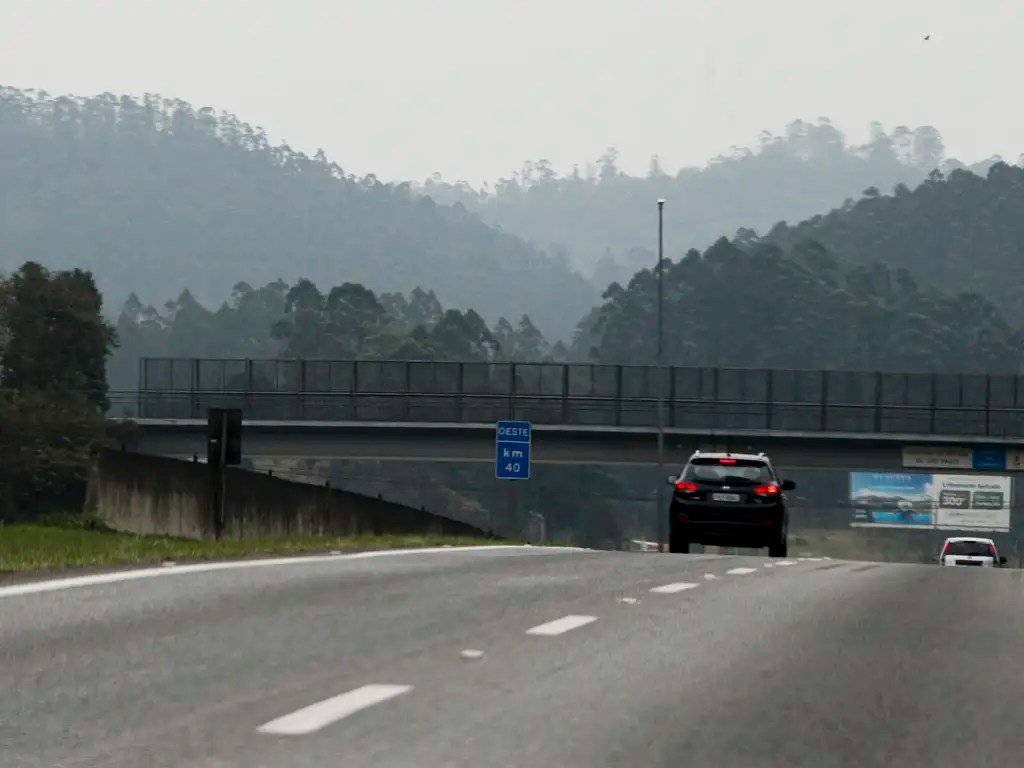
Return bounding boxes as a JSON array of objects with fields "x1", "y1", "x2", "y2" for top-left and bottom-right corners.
[{"x1": 850, "y1": 472, "x2": 1011, "y2": 532}]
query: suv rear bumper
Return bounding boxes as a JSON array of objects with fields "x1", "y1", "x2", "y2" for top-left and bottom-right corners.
[{"x1": 670, "y1": 501, "x2": 784, "y2": 546}]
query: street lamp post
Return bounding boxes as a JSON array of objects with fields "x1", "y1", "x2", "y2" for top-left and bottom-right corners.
[{"x1": 656, "y1": 199, "x2": 666, "y2": 551}]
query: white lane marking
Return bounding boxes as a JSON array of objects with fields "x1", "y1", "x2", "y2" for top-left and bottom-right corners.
[
  {"x1": 763, "y1": 563, "x2": 774, "y2": 568},
  {"x1": 703, "y1": 573, "x2": 719, "y2": 580},
  {"x1": 727, "y1": 567, "x2": 757, "y2": 575},
  {"x1": 807, "y1": 557, "x2": 824, "y2": 562},
  {"x1": 257, "y1": 684, "x2": 412, "y2": 736},
  {"x1": 649, "y1": 582, "x2": 699, "y2": 594},
  {"x1": 460, "y1": 649, "x2": 485, "y2": 661},
  {"x1": 526, "y1": 614, "x2": 598, "y2": 636},
  {"x1": 617, "y1": 596, "x2": 640, "y2": 605},
  {"x1": 776, "y1": 561, "x2": 796, "y2": 567},
  {"x1": 0, "y1": 545, "x2": 585, "y2": 600}
]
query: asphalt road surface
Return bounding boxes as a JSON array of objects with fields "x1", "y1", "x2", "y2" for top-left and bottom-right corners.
[{"x1": 3, "y1": 545, "x2": 1023, "y2": 767}]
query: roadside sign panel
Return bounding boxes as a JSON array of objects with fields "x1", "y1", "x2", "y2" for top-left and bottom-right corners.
[
  {"x1": 902, "y1": 446, "x2": 972, "y2": 470},
  {"x1": 495, "y1": 420, "x2": 531, "y2": 480},
  {"x1": 849, "y1": 471, "x2": 1010, "y2": 532},
  {"x1": 973, "y1": 445, "x2": 1007, "y2": 471}
]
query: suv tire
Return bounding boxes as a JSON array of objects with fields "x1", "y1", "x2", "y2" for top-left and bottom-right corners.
[
  {"x1": 669, "y1": 528, "x2": 690, "y2": 554},
  {"x1": 768, "y1": 519, "x2": 788, "y2": 558}
]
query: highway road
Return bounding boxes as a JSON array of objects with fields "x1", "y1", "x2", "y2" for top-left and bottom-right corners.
[{"x1": 2, "y1": 545, "x2": 1022, "y2": 767}]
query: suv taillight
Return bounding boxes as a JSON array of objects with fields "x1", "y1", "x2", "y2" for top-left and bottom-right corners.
[
  {"x1": 754, "y1": 484, "x2": 780, "y2": 497},
  {"x1": 989, "y1": 544, "x2": 997, "y2": 557},
  {"x1": 675, "y1": 481, "x2": 698, "y2": 493}
]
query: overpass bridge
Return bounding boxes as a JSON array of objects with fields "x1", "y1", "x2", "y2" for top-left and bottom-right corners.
[{"x1": 115, "y1": 358, "x2": 1024, "y2": 471}]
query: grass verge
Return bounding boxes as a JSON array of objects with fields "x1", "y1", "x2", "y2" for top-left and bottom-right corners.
[{"x1": 0, "y1": 522, "x2": 502, "y2": 574}]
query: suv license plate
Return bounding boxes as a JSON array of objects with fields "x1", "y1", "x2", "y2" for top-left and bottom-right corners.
[{"x1": 713, "y1": 493, "x2": 741, "y2": 502}]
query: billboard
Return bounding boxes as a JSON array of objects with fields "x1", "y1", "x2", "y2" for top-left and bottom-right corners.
[{"x1": 849, "y1": 472, "x2": 1011, "y2": 532}]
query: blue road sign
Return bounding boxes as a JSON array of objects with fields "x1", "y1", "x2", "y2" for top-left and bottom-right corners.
[
  {"x1": 495, "y1": 420, "x2": 531, "y2": 480},
  {"x1": 973, "y1": 445, "x2": 1006, "y2": 471}
]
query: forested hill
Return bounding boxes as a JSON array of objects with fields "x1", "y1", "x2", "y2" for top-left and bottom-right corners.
[
  {"x1": 0, "y1": 87, "x2": 594, "y2": 340},
  {"x1": 418, "y1": 120, "x2": 1004, "y2": 286},
  {"x1": 579, "y1": 237, "x2": 1019, "y2": 373},
  {"x1": 758, "y1": 162, "x2": 1024, "y2": 324}
]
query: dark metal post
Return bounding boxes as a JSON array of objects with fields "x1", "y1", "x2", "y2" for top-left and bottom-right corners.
[
  {"x1": 874, "y1": 372, "x2": 883, "y2": 432},
  {"x1": 190, "y1": 359, "x2": 199, "y2": 419},
  {"x1": 561, "y1": 364, "x2": 570, "y2": 424},
  {"x1": 352, "y1": 362, "x2": 359, "y2": 420},
  {"x1": 929, "y1": 373, "x2": 937, "y2": 434},
  {"x1": 218, "y1": 414, "x2": 227, "y2": 538},
  {"x1": 615, "y1": 365, "x2": 623, "y2": 426},
  {"x1": 820, "y1": 371, "x2": 828, "y2": 431},
  {"x1": 985, "y1": 374, "x2": 992, "y2": 436},
  {"x1": 137, "y1": 357, "x2": 145, "y2": 418},
  {"x1": 656, "y1": 199, "x2": 667, "y2": 552},
  {"x1": 457, "y1": 362, "x2": 465, "y2": 423}
]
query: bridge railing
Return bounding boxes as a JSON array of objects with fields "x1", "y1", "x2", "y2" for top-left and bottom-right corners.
[{"x1": 118, "y1": 359, "x2": 1024, "y2": 437}]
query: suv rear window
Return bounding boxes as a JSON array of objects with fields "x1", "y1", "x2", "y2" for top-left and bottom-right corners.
[
  {"x1": 945, "y1": 540, "x2": 994, "y2": 556},
  {"x1": 682, "y1": 458, "x2": 773, "y2": 486}
]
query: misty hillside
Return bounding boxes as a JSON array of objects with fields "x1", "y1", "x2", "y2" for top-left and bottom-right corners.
[
  {"x1": 759, "y1": 163, "x2": 1024, "y2": 324},
  {"x1": 0, "y1": 87, "x2": 595, "y2": 340},
  {"x1": 419, "y1": 120, "x2": 1007, "y2": 286},
  {"x1": 579, "y1": 237, "x2": 1018, "y2": 373}
]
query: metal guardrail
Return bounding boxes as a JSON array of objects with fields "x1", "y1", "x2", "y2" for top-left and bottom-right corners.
[{"x1": 110, "y1": 356, "x2": 1024, "y2": 438}]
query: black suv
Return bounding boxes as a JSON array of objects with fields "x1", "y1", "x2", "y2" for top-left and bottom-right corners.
[{"x1": 667, "y1": 451, "x2": 795, "y2": 557}]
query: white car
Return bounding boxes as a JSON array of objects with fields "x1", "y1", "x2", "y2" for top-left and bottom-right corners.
[{"x1": 938, "y1": 537, "x2": 1007, "y2": 567}]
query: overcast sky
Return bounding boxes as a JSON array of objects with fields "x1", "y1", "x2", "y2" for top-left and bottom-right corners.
[{"x1": 1, "y1": 0, "x2": 1021, "y2": 185}]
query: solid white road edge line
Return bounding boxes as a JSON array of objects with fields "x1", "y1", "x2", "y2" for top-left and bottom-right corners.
[
  {"x1": 257, "y1": 684, "x2": 413, "y2": 736},
  {"x1": 726, "y1": 567, "x2": 757, "y2": 575},
  {"x1": 526, "y1": 614, "x2": 598, "y2": 636},
  {"x1": 0, "y1": 545, "x2": 588, "y2": 600},
  {"x1": 649, "y1": 582, "x2": 700, "y2": 594}
]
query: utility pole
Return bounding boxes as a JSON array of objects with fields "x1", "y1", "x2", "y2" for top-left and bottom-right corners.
[{"x1": 656, "y1": 199, "x2": 667, "y2": 551}]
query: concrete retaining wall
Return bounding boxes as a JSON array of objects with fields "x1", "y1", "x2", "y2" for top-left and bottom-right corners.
[{"x1": 86, "y1": 449, "x2": 488, "y2": 540}]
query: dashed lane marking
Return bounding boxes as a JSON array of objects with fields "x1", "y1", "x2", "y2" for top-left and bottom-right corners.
[
  {"x1": 526, "y1": 614, "x2": 598, "y2": 636},
  {"x1": 257, "y1": 684, "x2": 413, "y2": 736},
  {"x1": 726, "y1": 567, "x2": 757, "y2": 575},
  {"x1": 776, "y1": 561, "x2": 796, "y2": 566},
  {"x1": 649, "y1": 582, "x2": 700, "y2": 594}
]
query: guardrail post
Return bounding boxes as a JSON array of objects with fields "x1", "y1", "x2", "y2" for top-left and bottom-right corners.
[
  {"x1": 929, "y1": 373, "x2": 937, "y2": 434},
  {"x1": 668, "y1": 366, "x2": 676, "y2": 428},
  {"x1": 985, "y1": 373, "x2": 992, "y2": 436},
  {"x1": 245, "y1": 359, "x2": 254, "y2": 416},
  {"x1": 615, "y1": 365, "x2": 623, "y2": 426},
  {"x1": 137, "y1": 357, "x2": 145, "y2": 417},
  {"x1": 561, "y1": 364, "x2": 569, "y2": 423},
  {"x1": 298, "y1": 359, "x2": 307, "y2": 420},
  {"x1": 190, "y1": 359, "x2": 199, "y2": 419},
  {"x1": 457, "y1": 362, "x2": 464, "y2": 423},
  {"x1": 765, "y1": 369, "x2": 773, "y2": 430},
  {"x1": 404, "y1": 361, "x2": 412, "y2": 421},
  {"x1": 820, "y1": 370, "x2": 828, "y2": 431},
  {"x1": 352, "y1": 361, "x2": 359, "y2": 420},
  {"x1": 712, "y1": 367, "x2": 720, "y2": 430},
  {"x1": 874, "y1": 372, "x2": 883, "y2": 432}
]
